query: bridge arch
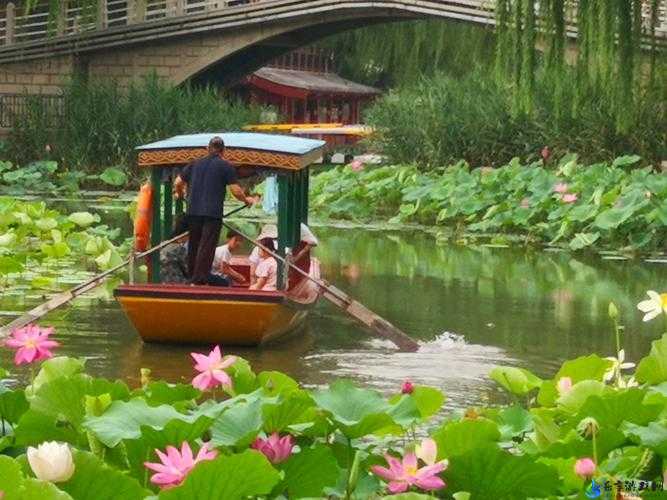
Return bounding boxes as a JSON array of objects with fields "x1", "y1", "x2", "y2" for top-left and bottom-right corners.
[{"x1": 0, "y1": 1, "x2": 494, "y2": 95}]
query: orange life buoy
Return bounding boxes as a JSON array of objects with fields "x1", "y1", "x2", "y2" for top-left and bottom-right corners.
[{"x1": 134, "y1": 183, "x2": 153, "y2": 252}]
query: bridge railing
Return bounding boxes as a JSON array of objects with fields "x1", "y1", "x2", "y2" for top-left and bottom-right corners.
[
  {"x1": 0, "y1": 1, "x2": 665, "y2": 47},
  {"x1": 0, "y1": 0, "x2": 276, "y2": 45}
]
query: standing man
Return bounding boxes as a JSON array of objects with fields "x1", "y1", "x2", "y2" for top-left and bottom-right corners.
[{"x1": 173, "y1": 136, "x2": 256, "y2": 285}]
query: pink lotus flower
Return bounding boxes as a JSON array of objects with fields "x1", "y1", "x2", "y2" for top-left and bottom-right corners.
[
  {"x1": 401, "y1": 380, "x2": 414, "y2": 394},
  {"x1": 190, "y1": 345, "x2": 237, "y2": 391},
  {"x1": 561, "y1": 193, "x2": 578, "y2": 203},
  {"x1": 5, "y1": 325, "x2": 59, "y2": 366},
  {"x1": 251, "y1": 433, "x2": 294, "y2": 464},
  {"x1": 350, "y1": 160, "x2": 364, "y2": 172},
  {"x1": 557, "y1": 376, "x2": 573, "y2": 396},
  {"x1": 574, "y1": 457, "x2": 596, "y2": 479},
  {"x1": 553, "y1": 182, "x2": 569, "y2": 193},
  {"x1": 144, "y1": 441, "x2": 217, "y2": 489},
  {"x1": 371, "y1": 452, "x2": 447, "y2": 494},
  {"x1": 520, "y1": 197, "x2": 530, "y2": 208}
]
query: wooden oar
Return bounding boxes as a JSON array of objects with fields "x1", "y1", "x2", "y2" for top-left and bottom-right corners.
[
  {"x1": 222, "y1": 222, "x2": 420, "y2": 352},
  {"x1": 0, "y1": 204, "x2": 249, "y2": 338}
]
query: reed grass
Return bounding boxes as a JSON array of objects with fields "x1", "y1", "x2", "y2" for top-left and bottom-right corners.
[{"x1": 7, "y1": 74, "x2": 264, "y2": 173}]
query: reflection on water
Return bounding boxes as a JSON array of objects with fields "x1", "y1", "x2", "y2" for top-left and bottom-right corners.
[{"x1": 2, "y1": 217, "x2": 666, "y2": 410}]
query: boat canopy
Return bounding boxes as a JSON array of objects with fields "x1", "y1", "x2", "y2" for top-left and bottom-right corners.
[
  {"x1": 136, "y1": 132, "x2": 326, "y2": 171},
  {"x1": 140, "y1": 132, "x2": 320, "y2": 286}
]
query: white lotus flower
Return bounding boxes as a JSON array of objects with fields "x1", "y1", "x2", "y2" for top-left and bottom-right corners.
[
  {"x1": 27, "y1": 441, "x2": 75, "y2": 483},
  {"x1": 416, "y1": 438, "x2": 438, "y2": 465},
  {"x1": 637, "y1": 291, "x2": 667, "y2": 322},
  {"x1": 604, "y1": 349, "x2": 636, "y2": 383}
]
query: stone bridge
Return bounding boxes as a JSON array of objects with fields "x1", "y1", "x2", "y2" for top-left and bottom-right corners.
[
  {"x1": 0, "y1": 0, "x2": 664, "y2": 97},
  {"x1": 0, "y1": 0, "x2": 502, "y2": 96}
]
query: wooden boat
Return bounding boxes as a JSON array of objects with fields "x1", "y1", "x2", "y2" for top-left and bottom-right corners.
[{"x1": 114, "y1": 132, "x2": 326, "y2": 346}]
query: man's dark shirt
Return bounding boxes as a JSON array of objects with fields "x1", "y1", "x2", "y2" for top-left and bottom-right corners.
[{"x1": 180, "y1": 154, "x2": 238, "y2": 219}]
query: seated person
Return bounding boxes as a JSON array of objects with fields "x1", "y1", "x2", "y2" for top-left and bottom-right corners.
[
  {"x1": 249, "y1": 224, "x2": 278, "y2": 285},
  {"x1": 211, "y1": 230, "x2": 247, "y2": 286},
  {"x1": 160, "y1": 216, "x2": 189, "y2": 284},
  {"x1": 289, "y1": 223, "x2": 319, "y2": 289},
  {"x1": 249, "y1": 238, "x2": 278, "y2": 291}
]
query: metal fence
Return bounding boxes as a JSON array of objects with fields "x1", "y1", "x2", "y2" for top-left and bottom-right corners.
[{"x1": 0, "y1": 93, "x2": 64, "y2": 128}]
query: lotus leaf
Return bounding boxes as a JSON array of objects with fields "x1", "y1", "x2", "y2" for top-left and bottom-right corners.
[
  {"x1": 489, "y1": 366, "x2": 542, "y2": 396},
  {"x1": 282, "y1": 444, "x2": 341, "y2": 498},
  {"x1": 158, "y1": 450, "x2": 280, "y2": 500},
  {"x1": 312, "y1": 380, "x2": 397, "y2": 438},
  {"x1": 432, "y1": 418, "x2": 501, "y2": 458},
  {"x1": 636, "y1": 334, "x2": 667, "y2": 385},
  {"x1": 68, "y1": 212, "x2": 97, "y2": 228},
  {"x1": 445, "y1": 445, "x2": 561, "y2": 499}
]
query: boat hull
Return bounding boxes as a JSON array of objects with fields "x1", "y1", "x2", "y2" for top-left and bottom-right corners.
[{"x1": 114, "y1": 285, "x2": 309, "y2": 346}]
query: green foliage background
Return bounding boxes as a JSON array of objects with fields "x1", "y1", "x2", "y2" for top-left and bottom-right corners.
[{"x1": 7, "y1": 75, "x2": 264, "y2": 173}]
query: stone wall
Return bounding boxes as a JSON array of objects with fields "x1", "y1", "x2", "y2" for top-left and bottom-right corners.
[{"x1": 0, "y1": 54, "x2": 76, "y2": 95}]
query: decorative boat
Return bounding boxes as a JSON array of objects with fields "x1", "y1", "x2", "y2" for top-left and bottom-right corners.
[{"x1": 114, "y1": 132, "x2": 326, "y2": 346}]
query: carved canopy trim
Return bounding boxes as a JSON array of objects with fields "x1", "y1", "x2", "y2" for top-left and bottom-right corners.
[{"x1": 137, "y1": 147, "x2": 311, "y2": 170}]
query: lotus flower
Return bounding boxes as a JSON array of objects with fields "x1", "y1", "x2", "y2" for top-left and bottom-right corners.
[
  {"x1": 553, "y1": 182, "x2": 569, "y2": 193},
  {"x1": 27, "y1": 442, "x2": 75, "y2": 483},
  {"x1": 574, "y1": 457, "x2": 596, "y2": 479},
  {"x1": 5, "y1": 325, "x2": 59, "y2": 366},
  {"x1": 415, "y1": 438, "x2": 438, "y2": 466},
  {"x1": 349, "y1": 159, "x2": 365, "y2": 172},
  {"x1": 556, "y1": 376, "x2": 573, "y2": 396},
  {"x1": 144, "y1": 441, "x2": 217, "y2": 489},
  {"x1": 604, "y1": 349, "x2": 636, "y2": 382},
  {"x1": 190, "y1": 345, "x2": 237, "y2": 391},
  {"x1": 561, "y1": 193, "x2": 578, "y2": 203},
  {"x1": 371, "y1": 451, "x2": 447, "y2": 494},
  {"x1": 520, "y1": 198, "x2": 530, "y2": 208},
  {"x1": 251, "y1": 433, "x2": 294, "y2": 464},
  {"x1": 637, "y1": 291, "x2": 667, "y2": 322},
  {"x1": 401, "y1": 380, "x2": 414, "y2": 394}
]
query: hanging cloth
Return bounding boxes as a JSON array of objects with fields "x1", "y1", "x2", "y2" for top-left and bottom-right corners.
[{"x1": 262, "y1": 176, "x2": 279, "y2": 215}]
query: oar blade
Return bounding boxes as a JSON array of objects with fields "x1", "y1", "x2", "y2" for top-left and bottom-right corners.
[{"x1": 321, "y1": 289, "x2": 419, "y2": 352}]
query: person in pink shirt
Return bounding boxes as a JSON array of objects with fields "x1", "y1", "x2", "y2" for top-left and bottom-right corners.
[{"x1": 249, "y1": 238, "x2": 278, "y2": 291}]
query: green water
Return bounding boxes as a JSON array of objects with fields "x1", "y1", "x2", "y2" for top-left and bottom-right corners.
[{"x1": 1, "y1": 195, "x2": 666, "y2": 410}]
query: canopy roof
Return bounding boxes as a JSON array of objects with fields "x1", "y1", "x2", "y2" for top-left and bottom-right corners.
[
  {"x1": 136, "y1": 132, "x2": 326, "y2": 170},
  {"x1": 248, "y1": 68, "x2": 381, "y2": 99}
]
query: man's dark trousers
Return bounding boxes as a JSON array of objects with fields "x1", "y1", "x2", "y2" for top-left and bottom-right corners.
[{"x1": 187, "y1": 215, "x2": 222, "y2": 285}]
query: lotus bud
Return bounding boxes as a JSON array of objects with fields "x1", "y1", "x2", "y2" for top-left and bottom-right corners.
[
  {"x1": 556, "y1": 376, "x2": 573, "y2": 396},
  {"x1": 608, "y1": 302, "x2": 619, "y2": 321},
  {"x1": 574, "y1": 457, "x2": 596, "y2": 479},
  {"x1": 27, "y1": 441, "x2": 75, "y2": 483},
  {"x1": 401, "y1": 380, "x2": 414, "y2": 394},
  {"x1": 577, "y1": 417, "x2": 600, "y2": 438}
]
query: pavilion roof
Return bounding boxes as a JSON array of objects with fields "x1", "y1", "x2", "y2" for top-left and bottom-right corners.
[{"x1": 249, "y1": 67, "x2": 380, "y2": 97}]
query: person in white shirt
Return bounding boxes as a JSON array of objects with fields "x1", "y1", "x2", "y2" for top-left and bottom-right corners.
[
  {"x1": 249, "y1": 224, "x2": 278, "y2": 285},
  {"x1": 249, "y1": 238, "x2": 278, "y2": 291},
  {"x1": 211, "y1": 230, "x2": 247, "y2": 285}
]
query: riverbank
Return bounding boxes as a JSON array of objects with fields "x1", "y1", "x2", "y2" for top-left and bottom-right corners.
[{"x1": 310, "y1": 157, "x2": 667, "y2": 254}]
